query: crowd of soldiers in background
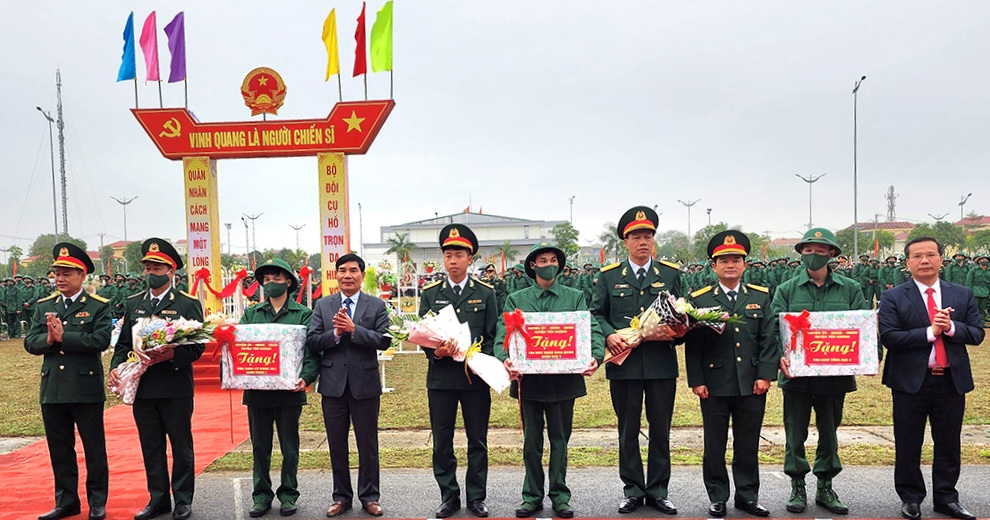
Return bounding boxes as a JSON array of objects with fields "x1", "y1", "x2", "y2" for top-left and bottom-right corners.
[{"x1": 4, "y1": 250, "x2": 987, "y2": 340}]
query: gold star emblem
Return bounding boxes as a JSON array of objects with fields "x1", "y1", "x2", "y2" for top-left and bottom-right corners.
[
  {"x1": 59, "y1": 247, "x2": 69, "y2": 257},
  {"x1": 635, "y1": 211, "x2": 646, "y2": 221},
  {"x1": 725, "y1": 235, "x2": 736, "y2": 245},
  {"x1": 257, "y1": 75, "x2": 269, "y2": 86},
  {"x1": 449, "y1": 228, "x2": 460, "y2": 238},
  {"x1": 149, "y1": 243, "x2": 160, "y2": 252},
  {"x1": 343, "y1": 111, "x2": 365, "y2": 133}
]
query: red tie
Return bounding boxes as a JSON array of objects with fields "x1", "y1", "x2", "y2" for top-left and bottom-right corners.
[{"x1": 925, "y1": 287, "x2": 949, "y2": 367}]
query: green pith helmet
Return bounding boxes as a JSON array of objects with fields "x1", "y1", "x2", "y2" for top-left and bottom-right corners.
[
  {"x1": 795, "y1": 227, "x2": 841, "y2": 256},
  {"x1": 254, "y1": 258, "x2": 299, "y2": 295},
  {"x1": 524, "y1": 241, "x2": 566, "y2": 280}
]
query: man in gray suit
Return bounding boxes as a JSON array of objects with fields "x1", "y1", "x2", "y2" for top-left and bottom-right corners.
[{"x1": 307, "y1": 253, "x2": 391, "y2": 518}]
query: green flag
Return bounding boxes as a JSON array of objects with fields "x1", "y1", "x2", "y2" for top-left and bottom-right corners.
[{"x1": 370, "y1": 1, "x2": 393, "y2": 72}]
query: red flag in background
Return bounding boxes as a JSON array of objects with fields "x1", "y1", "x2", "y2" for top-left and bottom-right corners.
[
  {"x1": 479, "y1": 206, "x2": 483, "y2": 214},
  {"x1": 762, "y1": 241, "x2": 767, "y2": 262},
  {"x1": 462, "y1": 206, "x2": 470, "y2": 213},
  {"x1": 353, "y1": 2, "x2": 367, "y2": 77},
  {"x1": 107, "y1": 258, "x2": 112, "y2": 276},
  {"x1": 599, "y1": 248, "x2": 606, "y2": 265},
  {"x1": 874, "y1": 238, "x2": 879, "y2": 258},
  {"x1": 403, "y1": 253, "x2": 408, "y2": 264}
]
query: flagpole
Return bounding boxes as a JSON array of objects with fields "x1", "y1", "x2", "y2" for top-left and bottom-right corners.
[
  {"x1": 184, "y1": 78, "x2": 188, "y2": 108},
  {"x1": 363, "y1": 73, "x2": 368, "y2": 100},
  {"x1": 336, "y1": 74, "x2": 342, "y2": 102},
  {"x1": 390, "y1": 70, "x2": 393, "y2": 99},
  {"x1": 132, "y1": 78, "x2": 138, "y2": 108}
]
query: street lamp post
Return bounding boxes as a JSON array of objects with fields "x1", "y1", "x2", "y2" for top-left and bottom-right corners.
[
  {"x1": 706, "y1": 208, "x2": 712, "y2": 227},
  {"x1": 241, "y1": 217, "x2": 251, "y2": 267},
  {"x1": 243, "y1": 213, "x2": 263, "y2": 269},
  {"x1": 959, "y1": 193, "x2": 973, "y2": 221},
  {"x1": 852, "y1": 75, "x2": 866, "y2": 259},
  {"x1": 289, "y1": 224, "x2": 306, "y2": 251},
  {"x1": 110, "y1": 196, "x2": 138, "y2": 242},
  {"x1": 358, "y1": 203, "x2": 365, "y2": 258},
  {"x1": 36, "y1": 107, "x2": 59, "y2": 238},
  {"x1": 795, "y1": 173, "x2": 826, "y2": 230},
  {"x1": 677, "y1": 198, "x2": 701, "y2": 245},
  {"x1": 569, "y1": 196, "x2": 575, "y2": 223},
  {"x1": 224, "y1": 223, "x2": 232, "y2": 256}
]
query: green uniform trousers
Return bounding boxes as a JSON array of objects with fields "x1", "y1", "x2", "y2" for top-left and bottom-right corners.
[
  {"x1": 700, "y1": 393, "x2": 766, "y2": 503},
  {"x1": 611, "y1": 379, "x2": 676, "y2": 500},
  {"x1": 6, "y1": 312, "x2": 20, "y2": 336},
  {"x1": 42, "y1": 403, "x2": 109, "y2": 509},
  {"x1": 976, "y1": 297, "x2": 989, "y2": 324},
  {"x1": 133, "y1": 397, "x2": 195, "y2": 509},
  {"x1": 247, "y1": 405, "x2": 303, "y2": 507},
  {"x1": 520, "y1": 398, "x2": 574, "y2": 508},
  {"x1": 782, "y1": 390, "x2": 845, "y2": 480},
  {"x1": 428, "y1": 388, "x2": 491, "y2": 502}
]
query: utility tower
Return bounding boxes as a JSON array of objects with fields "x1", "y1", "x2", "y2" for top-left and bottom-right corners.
[{"x1": 886, "y1": 186, "x2": 897, "y2": 222}]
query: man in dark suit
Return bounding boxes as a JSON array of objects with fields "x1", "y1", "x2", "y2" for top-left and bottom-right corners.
[
  {"x1": 419, "y1": 225, "x2": 498, "y2": 518},
  {"x1": 108, "y1": 239, "x2": 205, "y2": 520},
  {"x1": 591, "y1": 206, "x2": 682, "y2": 515},
  {"x1": 879, "y1": 237, "x2": 984, "y2": 520},
  {"x1": 25, "y1": 243, "x2": 112, "y2": 520},
  {"x1": 685, "y1": 231, "x2": 778, "y2": 518},
  {"x1": 306, "y1": 253, "x2": 391, "y2": 518}
]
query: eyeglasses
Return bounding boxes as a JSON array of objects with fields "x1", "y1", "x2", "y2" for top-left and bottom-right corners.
[{"x1": 909, "y1": 253, "x2": 941, "y2": 261}]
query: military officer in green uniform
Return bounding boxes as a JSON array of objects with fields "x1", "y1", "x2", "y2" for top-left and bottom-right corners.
[
  {"x1": 945, "y1": 253, "x2": 970, "y2": 286},
  {"x1": 685, "y1": 232, "x2": 777, "y2": 518},
  {"x1": 239, "y1": 259, "x2": 319, "y2": 518},
  {"x1": 482, "y1": 263, "x2": 507, "y2": 313},
  {"x1": 25, "y1": 243, "x2": 111, "y2": 520},
  {"x1": 495, "y1": 242, "x2": 604, "y2": 519},
  {"x1": 773, "y1": 228, "x2": 868, "y2": 515},
  {"x1": 591, "y1": 206, "x2": 682, "y2": 515},
  {"x1": 965, "y1": 255, "x2": 990, "y2": 325},
  {"x1": 419, "y1": 225, "x2": 498, "y2": 518},
  {"x1": 110, "y1": 274, "x2": 127, "y2": 318},
  {"x1": 21, "y1": 275, "x2": 38, "y2": 332},
  {"x1": 107, "y1": 239, "x2": 205, "y2": 520},
  {"x1": 97, "y1": 275, "x2": 115, "y2": 301}
]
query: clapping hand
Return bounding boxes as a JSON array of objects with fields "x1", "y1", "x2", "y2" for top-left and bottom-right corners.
[
  {"x1": 333, "y1": 307, "x2": 355, "y2": 336},
  {"x1": 46, "y1": 313, "x2": 64, "y2": 345},
  {"x1": 932, "y1": 307, "x2": 953, "y2": 336}
]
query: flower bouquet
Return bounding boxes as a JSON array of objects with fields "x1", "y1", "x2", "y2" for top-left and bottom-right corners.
[
  {"x1": 387, "y1": 305, "x2": 510, "y2": 393},
  {"x1": 109, "y1": 316, "x2": 218, "y2": 404},
  {"x1": 606, "y1": 290, "x2": 743, "y2": 365}
]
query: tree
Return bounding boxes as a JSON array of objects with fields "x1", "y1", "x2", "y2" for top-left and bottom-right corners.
[
  {"x1": 494, "y1": 240, "x2": 519, "y2": 267},
  {"x1": 123, "y1": 241, "x2": 143, "y2": 274},
  {"x1": 906, "y1": 222, "x2": 965, "y2": 250},
  {"x1": 654, "y1": 230, "x2": 690, "y2": 262},
  {"x1": 551, "y1": 222, "x2": 581, "y2": 261},
  {"x1": 691, "y1": 223, "x2": 733, "y2": 261},
  {"x1": 6, "y1": 245, "x2": 23, "y2": 276},
  {"x1": 27, "y1": 234, "x2": 88, "y2": 276},
  {"x1": 596, "y1": 222, "x2": 623, "y2": 264},
  {"x1": 835, "y1": 228, "x2": 896, "y2": 258},
  {"x1": 384, "y1": 232, "x2": 416, "y2": 263},
  {"x1": 967, "y1": 230, "x2": 990, "y2": 256},
  {"x1": 99, "y1": 246, "x2": 115, "y2": 274}
]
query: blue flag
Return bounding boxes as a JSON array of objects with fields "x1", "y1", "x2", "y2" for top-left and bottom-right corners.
[{"x1": 117, "y1": 11, "x2": 136, "y2": 81}]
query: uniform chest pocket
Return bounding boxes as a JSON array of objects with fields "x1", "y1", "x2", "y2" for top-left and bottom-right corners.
[
  {"x1": 648, "y1": 286, "x2": 663, "y2": 296},
  {"x1": 468, "y1": 303, "x2": 487, "y2": 313},
  {"x1": 611, "y1": 288, "x2": 636, "y2": 299},
  {"x1": 74, "y1": 316, "x2": 92, "y2": 327}
]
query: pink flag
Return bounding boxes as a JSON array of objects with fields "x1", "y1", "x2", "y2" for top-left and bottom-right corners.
[{"x1": 139, "y1": 11, "x2": 160, "y2": 81}]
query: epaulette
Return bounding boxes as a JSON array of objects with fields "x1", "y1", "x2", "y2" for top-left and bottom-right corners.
[
  {"x1": 601, "y1": 262, "x2": 621, "y2": 272},
  {"x1": 659, "y1": 259, "x2": 681, "y2": 270},
  {"x1": 690, "y1": 285, "x2": 713, "y2": 298},
  {"x1": 90, "y1": 294, "x2": 110, "y2": 303},
  {"x1": 422, "y1": 280, "x2": 442, "y2": 291},
  {"x1": 746, "y1": 283, "x2": 769, "y2": 294},
  {"x1": 38, "y1": 293, "x2": 59, "y2": 303},
  {"x1": 475, "y1": 279, "x2": 494, "y2": 290},
  {"x1": 179, "y1": 291, "x2": 199, "y2": 300},
  {"x1": 127, "y1": 291, "x2": 147, "y2": 300}
]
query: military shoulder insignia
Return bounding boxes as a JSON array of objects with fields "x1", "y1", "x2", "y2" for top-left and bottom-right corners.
[
  {"x1": 39, "y1": 293, "x2": 59, "y2": 303},
  {"x1": 690, "y1": 285, "x2": 713, "y2": 298},
  {"x1": 600, "y1": 262, "x2": 621, "y2": 272},
  {"x1": 475, "y1": 279, "x2": 494, "y2": 290},
  {"x1": 746, "y1": 283, "x2": 769, "y2": 293},
  {"x1": 659, "y1": 260, "x2": 681, "y2": 270},
  {"x1": 179, "y1": 291, "x2": 199, "y2": 300},
  {"x1": 423, "y1": 280, "x2": 442, "y2": 291},
  {"x1": 90, "y1": 294, "x2": 110, "y2": 303},
  {"x1": 127, "y1": 291, "x2": 147, "y2": 300}
]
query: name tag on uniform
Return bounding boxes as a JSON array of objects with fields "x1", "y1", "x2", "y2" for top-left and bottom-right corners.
[
  {"x1": 614, "y1": 283, "x2": 630, "y2": 289},
  {"x1": 136, "y1": 309, "x2": 147, "y2": 315},
  {"x1": 74, "y1": 311, "x2": 90, "y2": 318},
  {"x1": 160, "y1": 309, "x2": 178, "y2": 315},
  {"x1": 467, "y1": 299, "x2": 482, "y2": 304},
  {"x1": 746, "y1": 303, "x2": 761, "y2": 310},
  {"x1": 435, "y1": 300, "x2": 449, "y2": 305}
]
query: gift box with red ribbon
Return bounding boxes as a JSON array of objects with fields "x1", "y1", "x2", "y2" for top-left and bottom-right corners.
[
  {"x1": 505, "y1": 310, "x2": 594, "y2": 374},
  {"x1": 778, "y1": 309, "x2": 879, "y2": 377},
  {"x1": 216, "y1": 324, "x2": 308, "y2": 390}
]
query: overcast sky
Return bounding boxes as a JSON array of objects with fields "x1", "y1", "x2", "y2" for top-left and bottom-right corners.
[{"x1": 3, "y1": 1, "x2": 988, "y2": 256}]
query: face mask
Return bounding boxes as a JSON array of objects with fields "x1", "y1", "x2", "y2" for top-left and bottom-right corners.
[
  {"x1": 957, "y1": 260, "x2": 965, "y2": 265},
  {"x1": 980, "y1": 261, "x2": 989, "y2": 268},
  {"x1": 264, "y1": 281, "x2": 288, "y2": 298},
  {"x1": 801, "y1": 253, "x2": 830, "y2": 271},
  {"x1": 534, "y1": 264, "x2": 558, "y2": 282},
  {"x1": 146, "y1": 273, "x2": 170, "y2": 289},
  {"x1": 48, "y1": 278, "x2": 55, "y2": 285}
]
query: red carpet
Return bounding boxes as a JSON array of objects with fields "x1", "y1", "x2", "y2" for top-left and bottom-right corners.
[{"x1": 0, "y1": 346, "x2": 247, "y2": 520}]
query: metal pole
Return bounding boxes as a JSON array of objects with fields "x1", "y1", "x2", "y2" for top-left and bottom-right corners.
[
  {"x1": 243, "y1": 213, "x2": 263, "y2": 268},
  {"x1": 677, "y1": 198, "x2": 701, "y2": 246},
  {"x1": 224, "y1": 223, "x2": 232, "y2": 256},
  {"x1": 852, "y1": 76, "x2": 866, "y2": 259},
  {"x1": 111, "y1": 196, "x2": 138, "y2": 242},
  {"x1": 795, "y1": 173, "x2": 826, "y2": 230},
  {"x1": 241, "y1": 217, "x2": 250, "y2": 266},
  {"x1": 37, "y1": 107, "x2": 59, "y2": 237},
  {"x1": 959, "y1": 193, "x2": 972, "y2": 221},
  {"x1": 56, "y1": 70, "x2": 68, "y2": 235},
  {"x1": 358, "y1": 203, "x2": 364, "y2": 257},
  {"x1": 569, "y1": 196, "x2": 575, "y2": 223},
  {"x1": 289, "y1": 224, "x2": 306, "y2": 251},
  {"x1": 706, "y1": 208, "x2": 712, "y2": 227}
]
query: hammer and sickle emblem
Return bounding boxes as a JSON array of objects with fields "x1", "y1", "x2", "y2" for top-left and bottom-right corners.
[{"x1": 159, "y1": 118, "x2": 181, "y2": 138}]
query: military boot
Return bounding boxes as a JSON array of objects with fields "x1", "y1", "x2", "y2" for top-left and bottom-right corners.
[
  {"x1": 815, "y1": 479, "x2": 849, "y2": 515},
  {"x1": 785, "y1": 479, "x2": 806, "y2": 513}
]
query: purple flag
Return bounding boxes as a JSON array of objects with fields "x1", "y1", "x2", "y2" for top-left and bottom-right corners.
[{"x1": 163, "y1": 11, "x2": 186, "y2": 83}]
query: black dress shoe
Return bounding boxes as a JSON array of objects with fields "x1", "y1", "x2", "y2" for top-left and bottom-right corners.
[
  {"x1": 514, "y1": 502, "x2": 543, "y2": 518},
  {"x1": 553, "y1": 504, "x2": 574, "y2": 519},
  {"x1": 172, "y1": 504, "x2": 192, "y2": 520},
  {"x1": 901, "y1": 502, "x2": 922, "y2": 520},
  {"x1": 467, "y1": 500, "x2": 489, "y2": 517},
  {"x1": 89, "y1": 506, "x2": 107, "y2": 520},
  {"x1": 934, "y1": 501, "x2": 975, "y2": 520},
  {"x1": 249, "y1": 504, "x2": 271, "y2": 518},
  {"x1": 647, "y1": 497, "x2": 678, "y2": 515},
  {"x1": 618, "y1": 497, "x2": 643, "y2": 514},
  {"x1": 436, "y1": 498, "x2": 461, "y2": 518},
  {"x1": 735, "y1": 501, "x2": 770, "y2": 517},
  {"x1": 39, "y1": 506, "x2": 81, "y2": 520},
  {"x1": 134, "y1": 505, "x2": 171, "y2": 520},
  {"x1": 708, "y1": 501, "x2": 727, "y2": 518}
]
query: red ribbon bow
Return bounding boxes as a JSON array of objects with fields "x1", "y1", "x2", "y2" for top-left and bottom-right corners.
[
  {"x1": 191, "y1": 268, "x2": 251, "y2": 299},
  {"x1": 783, "y1": 309, "x2": 813, "y2": 352},
  {"x1": 503, "y1": 309, "x2": 534, "y2": 351},
  {"x1": 210, "y1": 324, "x2": 237, "y2": 361}
]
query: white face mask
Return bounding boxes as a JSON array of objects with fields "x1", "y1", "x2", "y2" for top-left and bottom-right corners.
[{"x1": 49, "y1": 278, "x2": 55, "y2": 285}]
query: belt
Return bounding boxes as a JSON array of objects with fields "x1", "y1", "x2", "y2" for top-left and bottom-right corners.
[{"x1": 929, "y1": 366, "x2": 950, "y2": 376}]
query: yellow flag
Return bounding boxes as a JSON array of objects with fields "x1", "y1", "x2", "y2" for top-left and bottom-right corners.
[{"x1": 322, "y1": 8, "x2": 340, "y2": 81}]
